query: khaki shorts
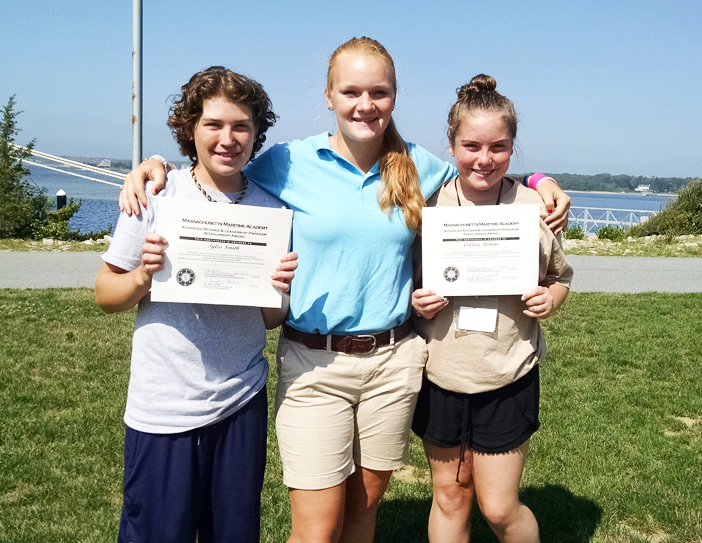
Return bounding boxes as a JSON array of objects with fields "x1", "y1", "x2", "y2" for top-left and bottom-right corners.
[{"x1": 275, "y1": 333, "x2": 428, "y2": 490}]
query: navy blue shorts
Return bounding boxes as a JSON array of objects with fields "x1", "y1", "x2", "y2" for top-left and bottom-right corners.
[
  {"x1": 118, "y1": 387, "x2": 267, "y2": 543},
  {"x1": 412, "y1": 366, "x2": 540, "y2": 454}
]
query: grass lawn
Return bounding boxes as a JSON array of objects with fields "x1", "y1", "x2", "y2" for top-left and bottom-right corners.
[{"x1": 1, "y1": 289, "x2": 701, "y2": 542}]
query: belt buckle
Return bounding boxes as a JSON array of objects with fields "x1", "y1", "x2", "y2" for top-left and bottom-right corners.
[{"x1": 353, "y1": 334, "x2": 377, "y2": 355}]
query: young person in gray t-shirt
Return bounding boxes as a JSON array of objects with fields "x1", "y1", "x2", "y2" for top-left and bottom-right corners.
[{"x1": 95, "y1": 67, "x2": 297, "y2": 543}]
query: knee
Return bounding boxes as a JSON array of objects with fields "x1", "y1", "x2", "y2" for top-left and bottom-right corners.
[
  {"x1": 344, "y1": 470, "x2": 390, "y2": 520},
  {"x1": 344, "y1": 493, "x2": 381, "y2": 522},
  {"x1": 433, "y1": 480, "x2": 475, "y2": 517},
  {"x1": 477, "y1": 496, "x2": 519, "y2": 528}
]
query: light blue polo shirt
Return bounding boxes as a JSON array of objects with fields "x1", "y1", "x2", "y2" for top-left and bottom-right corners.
[{"x1": 245, "y1": 132, "x2": 455, "y2": 335}]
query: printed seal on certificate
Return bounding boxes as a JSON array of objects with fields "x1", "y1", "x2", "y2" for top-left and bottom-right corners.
[
  {"x1": 176, "y1": 268, "x2": 196, "y2": 287},
  {"x1": 443, "y1": 266, "x2": 460, "y2": 282}
]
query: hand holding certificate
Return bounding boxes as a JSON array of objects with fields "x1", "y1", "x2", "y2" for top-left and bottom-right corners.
[
  {"x1": 151, "y1": 198, "x2": 293, "y2": 308},
  {"x1": 422, "y1": 204, "x2": 540, "y2": 297}
]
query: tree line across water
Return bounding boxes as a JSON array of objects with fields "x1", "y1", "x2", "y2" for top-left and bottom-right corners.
[{"x1": 535, "y1": 173, "x2": 693, "y2": 193}]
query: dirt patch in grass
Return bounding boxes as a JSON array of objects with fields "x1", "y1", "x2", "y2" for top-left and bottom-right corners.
[
  {"x1": 393, "y1": 465, "x2": 430, "y2": 484},
  {"x1": 664, "y1": 415, "x2": 702, "y2": 438},
  {"x1": 617, "y1": 520, "x2": 670, "y2": 543}
]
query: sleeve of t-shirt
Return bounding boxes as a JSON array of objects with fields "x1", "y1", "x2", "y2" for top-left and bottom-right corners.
[
  {"x1": 408, "y1": 143, "x2": 457, "y2": 199},
  {"x1": 539, "y1": 224, "x2": 574, "y2": 289},
  {"x1": 102, "y1": 186, "x2": 158, "y2": 272}
]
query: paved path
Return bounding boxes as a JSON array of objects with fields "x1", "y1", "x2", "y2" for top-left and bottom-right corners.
[
  {"x1": 1, "y1": 252, "x2": 701, "y2": 293},
  {"x1": 0, "y1": 251, "x2": 104, "y2": 288},
  {"x1": 567, "y1": 256, "x2": 702, "y2": 293}
]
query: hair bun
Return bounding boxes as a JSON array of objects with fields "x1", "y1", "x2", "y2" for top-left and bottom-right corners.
[{"x1": 457, "y1": 74, "x2": 497, "y2": 99}]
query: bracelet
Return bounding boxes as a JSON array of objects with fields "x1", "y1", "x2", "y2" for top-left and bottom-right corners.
[
  {"x1": 527, "y1": 173, "x2": 557, "y2": 191},
  {"x1": 148, "y1": 155, "x2": 171, "y2": 174}
]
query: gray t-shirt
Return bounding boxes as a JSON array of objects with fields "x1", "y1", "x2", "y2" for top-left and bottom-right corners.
[{"x1": 103, "y1": 168, "x2": 286, "y2": 433}]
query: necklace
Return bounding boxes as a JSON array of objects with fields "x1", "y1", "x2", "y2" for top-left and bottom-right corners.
[
  {"x1": 189, "y1": 165, "x2": 248, "y2": 204},
  {"x1": 454, "y1": 176, "x2": 504, "y2": 207}
]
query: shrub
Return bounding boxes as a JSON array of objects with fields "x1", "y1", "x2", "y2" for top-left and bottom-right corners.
[
  {"x1": 597, "y1": 225, "x2": 628, "y2": 241},
  {"x1": 628, "y1": 179, "x2": 702, "y2": 237},
  {"x1": 564, "y1": 225, "x2": 585, "y2": 240},
  {"x1": 0, "y1": 96, "x2": 111, "y2": 241},
  {"x1": 32, "y1": 198, "x2": 112, "y2": 241}
]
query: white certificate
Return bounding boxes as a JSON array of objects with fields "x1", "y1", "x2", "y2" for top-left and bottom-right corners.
[
  {"x1": 151, "y1": 198, "x2": 293, "y2": 307},
  {"x1": 422, "y1": 204, "x2": 540, "y2": 296}
]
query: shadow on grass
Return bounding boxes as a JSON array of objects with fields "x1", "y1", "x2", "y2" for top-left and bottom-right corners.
[
  {"x1": 376, "y1": 493, "x2": 432, "y2": 543},
  {"x1": 376, "y1": 484, "x2": 601, "y2": 543}
]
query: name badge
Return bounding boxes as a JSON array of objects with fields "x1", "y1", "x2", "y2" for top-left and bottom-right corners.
[{"x1": 455, "y1": 305, "x2": 498, "y2": 333}]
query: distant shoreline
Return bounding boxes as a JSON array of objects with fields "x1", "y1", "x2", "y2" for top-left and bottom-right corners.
[{"x1": 565, "y1": 189, "x2": 677, "y2": 197}]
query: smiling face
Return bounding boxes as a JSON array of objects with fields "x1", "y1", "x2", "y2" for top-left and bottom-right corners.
[
  {"x1": 324, "y1": 53, "x2": 396, "y2": 147},
  {"x1": 450, "y1": 111, "x2": 514, "y2": 199},
  {"x1": 191, "y1": 95, "x2": 256, "y2": 191}
]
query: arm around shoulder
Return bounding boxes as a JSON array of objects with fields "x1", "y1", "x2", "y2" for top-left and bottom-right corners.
[
  {"x1": 119, "y1": 157, "x2": 172, "y2": 215},
  {"x1": 531, "y1": 175, "x2": 570, "y2": 234}
]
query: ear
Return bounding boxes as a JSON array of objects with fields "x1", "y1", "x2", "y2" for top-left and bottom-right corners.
[
  {"x1": 449, "y1": 140, "x2": 455, "y2": 158},
  {"x1": 324, "y1": 87, "x2": 334, "y2": 111},
  {"x1": 186, "y1": 122, "x2": 197, "y2": 141}
]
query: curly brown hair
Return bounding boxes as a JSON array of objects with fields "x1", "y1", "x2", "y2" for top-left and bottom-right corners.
[{"x1": 167, "y1": 66, "x2": 277, "y2": 163}]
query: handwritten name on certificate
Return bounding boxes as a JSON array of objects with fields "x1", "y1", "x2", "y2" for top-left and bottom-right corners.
[
  {"x1": 151, "y1": 198, "x2": 293, "y2": 308},
  {"x1": 422, "y1": 204, "x2": 540, "y2": 296}
]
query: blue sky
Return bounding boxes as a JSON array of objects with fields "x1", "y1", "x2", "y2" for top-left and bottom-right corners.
[{"x1": 1, "y1": 0, "x2": 701, "y2": 178}]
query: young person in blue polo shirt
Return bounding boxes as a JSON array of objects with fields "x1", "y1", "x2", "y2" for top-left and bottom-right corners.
[
  {"x1": 95, "y1": 67, "x2": 297, "y2": 543},
  {"x1": 118, "y1": 38, "x2": 570, "y2": 543}
]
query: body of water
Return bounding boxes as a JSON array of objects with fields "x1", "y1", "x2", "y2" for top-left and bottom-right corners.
[
  {"x1": 25, "y1": 166, "x2": 123, "y2": 235},
  {"x1": 567, "y1": 191, "x2": 676, "y2": 233},
  {"x1": 24, "y1": 166, "x2": 678, "y2": 234},
  {"x1": 567, "y1": 191, "x2": 675, "y2": 212}
]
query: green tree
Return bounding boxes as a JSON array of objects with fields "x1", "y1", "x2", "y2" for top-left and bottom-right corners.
[
  {"x1": 0, "y1": 96, "x2": 112, "y2": 240},
  {"x1": 0, "y1": 95, "x2": 52, "y2": 238}
]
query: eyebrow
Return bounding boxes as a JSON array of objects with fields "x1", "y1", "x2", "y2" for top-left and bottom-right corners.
[
  {"x1": 199, "y1": 116, "x2": 254, "y2": 124},
  {"x1": 460, "y1": 139, "x2": 511, "y2": 144},
  {"x1": 337, "y1": 83, "x2": 393, "y2": 90}
]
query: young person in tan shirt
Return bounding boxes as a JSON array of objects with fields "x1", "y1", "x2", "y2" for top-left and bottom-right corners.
[{"x1": 411, "y1": 75, "x2": 573, "y2": 543}]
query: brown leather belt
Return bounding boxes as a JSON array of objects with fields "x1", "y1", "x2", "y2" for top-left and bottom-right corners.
[{"x1": 282, "y1": 320, "x2": 413, "y2": 355}]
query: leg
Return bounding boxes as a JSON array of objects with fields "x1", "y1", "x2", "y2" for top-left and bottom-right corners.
[
  {"x1": 345, "y1": 334, "x2": 426, "y2": 542},
  {"x1": 275, "y1": 338, "x2": 359, "y2": 542},
  {"x1": 118, "y1": 426, "x2": 198, "y2": 543},
  {"x1": 202, "y1": 388, "x2": 268, "y2": 543},
  {"x1": 424, "y1": 442, "x2": 475, "y2": 543},
  {"x1": 275, "y1": 338, "x2": 358, "y2": 491},
  {"x1": 288, "y1": 483, "x2": 346, "y2": 543},
  {"x1": 339, "y1": 466, "x2": 393, "y2": 543},
  {"x1": 473, "y1": 441, "x2": 539, "y2": 543}
]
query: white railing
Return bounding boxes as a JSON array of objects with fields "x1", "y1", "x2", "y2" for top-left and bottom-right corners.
[
  {"x1": 568, "y1": 207, "x2": 657, "y2": 234},
  {"x1": 11, "y1": 143, "x2": 125, "y2": 188}
]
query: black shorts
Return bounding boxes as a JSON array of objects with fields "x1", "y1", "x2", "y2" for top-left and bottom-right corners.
[{"x1": 412, "y1": 366, "x2": 540, "y2": 454}]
